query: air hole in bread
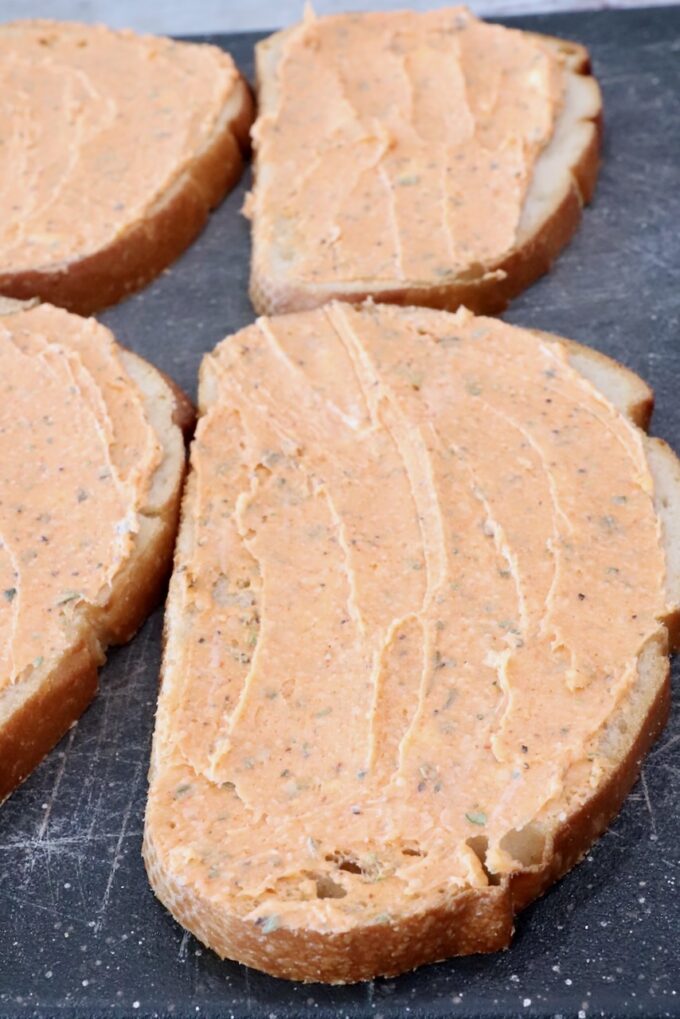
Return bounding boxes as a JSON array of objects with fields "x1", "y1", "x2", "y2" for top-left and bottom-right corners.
[
  {"x1": 466, "y1": 835, "x2": 502, "y2": 886},
  {"x1": 315, "y1": 874, "x2": 347, "y2": 899},
  {"x1": 337, "y1": 857, "x2": 363, "y2": 875},
  {"x1": 499, "y1": 823, "x2": 546, "y2": 868},
  {"x1": 325, "y1": 851, "x2": 368, "y2": 875},
  {"x1": 401, "y1": 847, "x2": 424, "y2": 858},
  {"x1": 254, "y1": 463, "x2": 272, "y2": 481}
]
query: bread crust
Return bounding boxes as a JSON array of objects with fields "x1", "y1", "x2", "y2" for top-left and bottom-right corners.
[
  {"x1": 0, "y1": 641, "x2": 100, "y2": 805},
  {"x1": 157, "y1": 370, "x2": 198, "y2": 440},
  {"x1": 144, "y1": 325, "x2": 679, "y2": 983},
  {"x1": 0, "y1": 62, "x2": 253, "y2": 315},
  {"x1": 144, "y1": 838, "x2": 513, "y2": 983},
  {"x1": 0, "y1": 322, "x2": 190, "y2": 805},
  {"x1": 249, "y1": 31, "x2": 602, "y2": 317}
]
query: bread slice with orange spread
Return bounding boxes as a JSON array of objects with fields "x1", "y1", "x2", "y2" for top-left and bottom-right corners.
[
  {"x1": 144, "y1": 302, "x2": 679, "y2": 983},
  {"x1": 0, "y1": 21, "x2": 253, "y2": 314},
  {"x1": 0, "y1": 297, "x2": 192, "y2": 804},
  {"x1": 247, "y1": 6, "x2": 602, "y2": 316}
]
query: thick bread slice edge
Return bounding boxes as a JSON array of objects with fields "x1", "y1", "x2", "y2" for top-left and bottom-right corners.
[
  {"x1": 249, "y1": 29, "x2": 602, "y2": 317},
  {"x1": 0, "y1": 28, "x2": 254, "y2": 316},
  {"x1": 143, "y1": 327, "x2": 679, "y2": 982},
  {"x1": 0, "y1": 305, "x2": 192, "y2": 803}
]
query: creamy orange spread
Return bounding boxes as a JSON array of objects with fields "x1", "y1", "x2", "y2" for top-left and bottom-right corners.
[
  {"x1": 149, "y1": 303, "x2": 668, "y2": 932},
  {"x1": 0, "y1": 21, "x2": 239, "y2": 272},
  {"x1": 0, "y1": 303, "x2": 161, "y2": 692},
  {"x1": 247, "y1": 7, "x2": 564, "y2": 285}
]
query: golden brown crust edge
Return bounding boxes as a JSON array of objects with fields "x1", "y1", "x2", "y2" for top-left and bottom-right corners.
[
  {"x1": 510, "y1": 646, "x2": 671, "y2": 914},
  {"x1": 0, "y1": 79, "x2": 254, "y2": 316},
  {"x1": 249, "y1": 34, "x2": 602, "y2": 318},
  {"x1": 158, "y1": 370, "x2": 198, "y2": 440},
  {"x1": 551, "y1": 335, "x2": 654, "y2": 430},
  {"x1": 0, "y1": 371, "x2": 191, "y2": 806},
  {"x1": 143, "y1": 835, "x2": 513, "y2": 983},
  {"x1": 0, "y1": 641, "x2": 101, "y2": 805},
  {"x1": 143, "y1": 333, "x2": 679, "y2": 983}
]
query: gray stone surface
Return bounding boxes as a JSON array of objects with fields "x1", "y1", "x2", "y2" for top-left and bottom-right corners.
[{"x1": 1, "y1": 7, "x2": 679, "y2": 1019}]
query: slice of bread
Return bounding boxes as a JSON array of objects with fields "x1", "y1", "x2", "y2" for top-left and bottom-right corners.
[
  {"x1": 0, "y1": 21, "x2": 253, "y2": 314},
  {"x1": 144, "y1": 303, "x2": 679, "y2": 983},
  {"x1": 248, "y1": 8, "x2": 602, "y2": 316},
  {"x1": 0, "y1": 297, "x2": 192, "y2": 804}
]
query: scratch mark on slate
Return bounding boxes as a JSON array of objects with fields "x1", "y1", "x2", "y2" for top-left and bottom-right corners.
[
  {"x1": 177, "y1": 930, "x2": 190, "y2": 962},
  {"x1": 74, "y1": 851, "x2": 87, "y2": 912},
  {"x1": 8, "y1": 893, "x2": 82, "y2": 925},
  {"x1": 37, "y1": 727, "x2": 77, "y2": 842},
  {"x1": 651, "y1": 732, "x2": 680, "y2": 760},
  {"x1": 95, "y1": 760, "x2": 142, "y2": 933},
  {"x1": 244, "y1": 964, "x2": 253, "y2": 1017},
  {"x1": 0, "y1": 831, "x2": 141, "y2": 853},
  {"x1": 640, "y1": 768, "x2": 657, "y2": 838}
]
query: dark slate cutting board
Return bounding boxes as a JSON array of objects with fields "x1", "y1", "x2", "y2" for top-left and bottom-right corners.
[{"x1": 1, "y1": 7, "x2": 679, "y2": 1018}]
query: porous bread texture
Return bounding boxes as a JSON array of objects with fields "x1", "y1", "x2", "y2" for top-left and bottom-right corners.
[
  {"x1": 249, "y1": 27, "x2": 602, "y2": 316},
  {"x1": 0, "y1": 299, "x2": 192, "y2": 803},
  {"x1": 144, "y1": 311, "x2": 679, "y2": 983},
  {"x1": 0, "y1": 22, "x2": 254, "y2": 315}
]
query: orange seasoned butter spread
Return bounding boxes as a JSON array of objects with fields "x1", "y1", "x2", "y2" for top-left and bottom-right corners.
[
  {"x1": 0, "y1": 21, "x2": 240, "y2": 272},
  {"x1": 0, "y1": 304, "x2": 161, "y2": 692},
  {"x1": 247, "y1": 6, "x2": 565, "y2": 284},
  {"x1": 149, "y1": 303, "x2": 668, "y2": 931}
]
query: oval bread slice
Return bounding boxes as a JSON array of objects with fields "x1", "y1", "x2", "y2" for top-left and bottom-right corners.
[
  {"x1": 248, "y1": 8, "x2": 602, "y2": 316},
  {"x1": 0, "y1": 297, "x2": 192, "y2": 804},
  {"x1": 0, "y1": 21, "x2": 253, "y2": 314},
  {"x1": 144, "y1": 303, "x2": 678, "y2": 983}
]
